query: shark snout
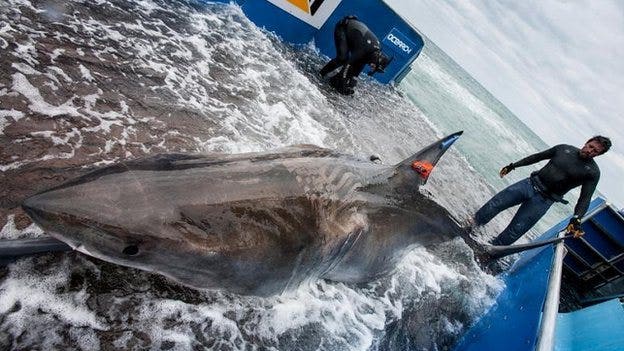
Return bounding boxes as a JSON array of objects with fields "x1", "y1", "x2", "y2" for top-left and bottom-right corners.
[
  {"x1": 23, "y1": 192, "x2": 145, "y2": 258},
  {"x1": 22, "y1": 194, "x2": 51, "y2": 226},
  {"x1": 22, "y1": 191, "x2": 76, "y2": 225},
  {"x1": 21, "y1": 194, "x2": 82, "y2": 251}
]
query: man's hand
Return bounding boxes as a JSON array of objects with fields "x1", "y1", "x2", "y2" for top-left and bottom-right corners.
[
  {"x1": 499, "y1": 163, "x2": 515, "y2": 178},
  {"x1": 566, "y1": 216, "x2": 584, "y2": 238}
]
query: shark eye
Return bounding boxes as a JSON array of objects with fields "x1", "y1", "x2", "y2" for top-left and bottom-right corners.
[{"x1": 122, "y1": 244, "x2": 139, "y2": 256}]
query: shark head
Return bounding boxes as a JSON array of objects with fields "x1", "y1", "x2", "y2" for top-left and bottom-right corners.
[
  {"x1": 22, "y1": 184, "x2": 297, "y2": 294},
  {"x1": 21, "y1": 183, "x2": 207, "y2": 282}
]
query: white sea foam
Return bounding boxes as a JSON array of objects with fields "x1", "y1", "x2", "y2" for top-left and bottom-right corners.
[
  {"x1": 0, "y1": 215, "x2": 42, "y2": 239},
  {"x1": 12, "y1": 73, "x2": 80, "y2": 117},
  {"x1": 0, "y1": 109, "x2": 25, "y2": 132},
  {"x1": 11, "y1": 62, "x2": 39, "y2": 75},
  {"x1": 46, "y1": 66, "x2": 73, "y2": 82},
  {"x1": 14, "y1": 42, "x2": 38, "y2": 66},
  {"x1": 78, "y1": 64, "x2": 94, "y2": 82},
  {"x1": 0, "y1": 260, "x2": 105, "y2": 330}
]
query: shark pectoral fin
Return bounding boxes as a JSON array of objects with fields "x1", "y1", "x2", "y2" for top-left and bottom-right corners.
[{"x1": 317, "y1": 210, "x2": 370, "y2": 280}]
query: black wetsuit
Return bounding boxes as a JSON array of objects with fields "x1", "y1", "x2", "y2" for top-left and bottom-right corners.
[
  {"x1": 511, "y1": 144, "x2": 600, "y2": 217},
  {"x1": 474, "y1": 144, "x2": 601, "y2": 245},
  {"x1": 319, "y1": 16, "x2": 380, "y2": 94}
]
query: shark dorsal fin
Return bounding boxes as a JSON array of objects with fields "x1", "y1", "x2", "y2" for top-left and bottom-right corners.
[{"x1": 392, "y1": 131, "x2": 463, "y2": 187}]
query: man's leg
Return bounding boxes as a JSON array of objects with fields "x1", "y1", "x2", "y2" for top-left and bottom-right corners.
[
  {"x1": 320, "y1": 25, "x2": 348, "y2": 77},
  {"x1": 474, "y1": 178, "x2": 533, "y2": 226},
  {"x1": 491, "y1": 195, "x2": 553, "y2": 245},
  {"x1": 320, "y1": 59, "x2": 342, "y2": 77}
]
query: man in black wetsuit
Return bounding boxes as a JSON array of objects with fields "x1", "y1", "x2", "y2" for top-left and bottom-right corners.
[
  {"x1": 471, "y1": 136, "x2": 612, "y2": 245},
  {"x1": 319, "y1": 16, "x2": 391, "y2": 95}
]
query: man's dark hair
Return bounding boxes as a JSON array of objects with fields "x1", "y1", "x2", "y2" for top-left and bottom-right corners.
[{"x1": 588, "y1": 135, "x2": 611, "y2": 154}]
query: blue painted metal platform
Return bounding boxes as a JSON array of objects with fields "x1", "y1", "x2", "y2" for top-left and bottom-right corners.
[
  {"x1": 206, "y1": 0, "x2": 424, "y2": 84},
  {"x1": 454, "y1": 197, "x2": 624, "y2": 351},
  {"x1": 555, "y1": 298, "x2": 624, "y2": 351}
]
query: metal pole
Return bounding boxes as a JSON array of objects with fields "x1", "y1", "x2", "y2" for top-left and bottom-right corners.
[{"x1": 535, "y1": 235, "x2": 568, "y2": 351}]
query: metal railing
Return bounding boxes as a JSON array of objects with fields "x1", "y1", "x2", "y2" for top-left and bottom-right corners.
[{"x1": 535, "y1": 235, "x2": 568, "y2": 351}]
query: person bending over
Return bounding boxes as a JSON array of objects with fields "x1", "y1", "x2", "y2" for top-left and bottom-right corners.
[{"x1": 319, "y1": 15, "x2": 391, "y2": 95}]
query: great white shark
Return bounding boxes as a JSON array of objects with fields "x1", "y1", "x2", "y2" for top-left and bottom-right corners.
[{"x1": 21, "y1": 132, "x2": 467, "y2": 295}]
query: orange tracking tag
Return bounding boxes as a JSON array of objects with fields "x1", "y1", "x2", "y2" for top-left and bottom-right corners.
[{"x1": 411, "y1": 160, "x2": 434, "y2": 178}]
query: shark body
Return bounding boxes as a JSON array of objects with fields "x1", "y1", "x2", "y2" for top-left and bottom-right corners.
[{"x1": 23, "y1": 132, "x2": 464, "y2": 295}]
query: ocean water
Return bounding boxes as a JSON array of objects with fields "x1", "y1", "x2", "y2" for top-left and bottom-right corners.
[
  {"x1": 400, "y1": 37, "x2": 573, "y2": 236},
  {"x1": 0, "y1": 1, "x2": 572, "y2": 350}
]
